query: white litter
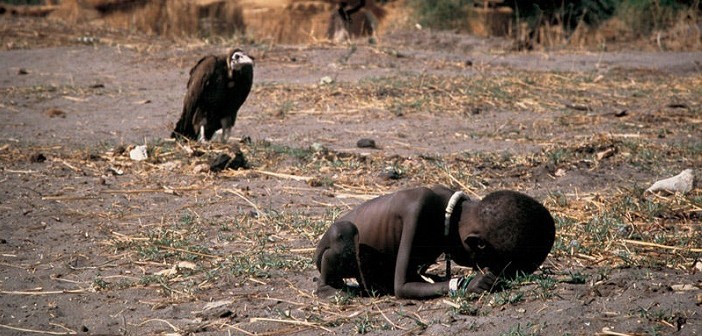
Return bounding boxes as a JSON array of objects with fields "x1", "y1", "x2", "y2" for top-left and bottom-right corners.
[
  {"x1": 319, "y1": 76, "x2": 334, "y2": 85},
  {"x1": 129, "y1": 145, "x2": 148, "y2": 161},
  {"x1": 645, "y1": 169, "x2": 694, "y2": 194}
]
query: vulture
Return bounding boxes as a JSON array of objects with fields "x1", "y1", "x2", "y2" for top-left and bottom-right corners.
[
  {"x1": 172, "y1": 49, "x2": 254, "y2": 143},
  {"x1": 337, "y1": 0, "x2": 365, "y2": 23}
]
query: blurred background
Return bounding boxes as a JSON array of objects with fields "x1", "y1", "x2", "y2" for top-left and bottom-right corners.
[{"x1": 1, "y1": 0, "x2": 700, "y2": 50}]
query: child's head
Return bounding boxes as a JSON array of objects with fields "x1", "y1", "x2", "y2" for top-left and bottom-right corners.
[{"x1": 458, "y1": 190, "x2": 555, "y2": 277}]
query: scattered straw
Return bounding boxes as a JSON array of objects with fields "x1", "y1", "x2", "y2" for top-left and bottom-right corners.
[
  {"x1": 41, "y1": 195, "x2": 97, "y2": 201},
  {"x1": 621, "y1": 239, "x2": 702, "y2": 253},
  {"x1": 227, "y1": 324, "x2": 254, "y2": 335},
  {"x1": 597, "y1": 328, "x2": 634, "y2": 336},
  {"x1": 136, "y1": 319, "x2": 179, "y2": 332},
  {"x1": 0, "y1": 289, "x2": 86, "y2": 295},
  {"x1": 289, "y1": 247, "x2": 316, "y2": 254},
  {"x1": 158, "y1": 245, "x2": 220, "y2": 259},
  {"x1": 254, "y1": 169, "x2": 313, "y2": 182},
  {"x1": 248, "y1": 317, "x2": 332, "y2": 333},
  {"x1": 102, "y1": 186, "x2": 202, "y2": 194},
  {"x1": 0, "y1": 323, "x2": 76, "y2": 335},
  {"x1": 441, "y1": 169, "x2": 481, "y2": 199},
  {"x1": 374, "y1": 302, "x2": 405, "y2": 331},
  {"x1": 222, "y1": 188, "x2": 265, "y2": 217}
]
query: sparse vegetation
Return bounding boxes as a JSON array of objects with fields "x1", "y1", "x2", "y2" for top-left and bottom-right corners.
[
  {"x1": 407, "y1": 0, "x2": 474, "y2": 30},
  {"x1": 407, "y1": 0, "x2": 700, "y2": 49},
  {"x1": 0, "y1": 11, "x2": 700, "y2": 336}
]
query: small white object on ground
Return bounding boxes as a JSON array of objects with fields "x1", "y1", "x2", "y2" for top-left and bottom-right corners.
[
  {"x1": 129, "y1": 145, "x2": 148, "y2": 161},
  {"x1": 319, "y1": 76, "x2": 334, "y2": 85},
  {"x1": 645, "y1": 169, "x2": 694, "y2": 194}
]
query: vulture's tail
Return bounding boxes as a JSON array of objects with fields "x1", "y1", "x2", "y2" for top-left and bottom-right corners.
[{"x1": 171, "y1": 110, "x2": 197, "y2": 140}]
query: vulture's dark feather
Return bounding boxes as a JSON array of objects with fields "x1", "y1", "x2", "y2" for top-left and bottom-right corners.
[{"x1": 172, "y1": 49, "x2": 254, "y2": 142}]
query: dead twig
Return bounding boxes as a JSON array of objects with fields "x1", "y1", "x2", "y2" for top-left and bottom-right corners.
[
  {"x1": 621, "y1": 239, "x2": 702, "y2": 253},
  {"x1": 102, "y1": 186, "x2": 202, "y2": 194},
  {"x1": 0, "y1": 323, "x2": 76, "y2": 335},
  {"x1": 374, "y1": 302, "x2": 405, "y2": 331},
  {"x1": 289, "y1": 247, "x2": 316, "y2": 253},
  {"x1": 249, "y1": 317, "x2": 332, "y2": 333},
  {"x1": 41, "y1": 195, "x2": 97, "y2": 201},
  {"x1": 0, "y1": 289, "x2": 86, "y2": 295},
  {"x1": 136, "y1": 319, "x2": 179, "y2": 332},
  {"x1": 158, "y1": 245, "x2": 220, "y2": 259},
  {"x1": 597, "y1": 327, "x2": 634, "y2": 336},
  {"x1": 222, "y1": 188, "x2": 265, "y2": 217},
  {"x1": 254, "y1": 169, "x2": 313, "y2": 182},
  {"x1": 441, "y1": 169, "x2": 480, "y2": 199},
  {"x1": 335, "y1": 193, "x2": 378, "y2": 200},
  {"x1": 227, "y1": 324, "x2": 254, "y2": 335}
]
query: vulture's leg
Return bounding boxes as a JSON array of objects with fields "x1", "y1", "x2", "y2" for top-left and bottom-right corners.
[
  {"x1": 198, "y1": 125, "x2": 207, "y2": 143},
  {"x1": 220, "y1": 127, "x2": 230, "y2": 144},
  {"x1": 220, "y1": 117, "x2": 235, "y2": 143}
]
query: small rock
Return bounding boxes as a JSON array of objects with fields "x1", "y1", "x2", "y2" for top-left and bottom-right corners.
[
  {"x1": 18, "y1": 68, "x2": 28, "y2": 75},
  {"x1": 29, "y1": 153, "x2": 46, "y2": 163},
  {"x1": 158, "y1": 161, "x2": 180, "y2": 171},
  {"x1": 106, "y1": 167, "x2": 123, "y2": 176},
  {"x1": 45, "y1": 108, "x2": 66, "y2": 118},
  {"x1": 176, "y1": 261, "x2": 197, "y2": 271},
  {"x1": 209, "y1": 152, "x2": 247, "y2": 172},
  {"x1": 595, "y1": 147, "x2": 617, "y2": 161},
  {"x1": 0, "y1": 238, "x2": 7, "y2": 244},
  {"x1": 311, "y1": 143, "x2": 326, "y2": 152},
  {"x1": 89, "y1": 83, "x2": 105, "y2": 89},
  {"x1": 356, "y1": 138, "x2": 377, "y2": 149},
  {"x1": 565, "y1": 103, "x2": 590, "y2": 112},
  {"x1": 197, "y1": 300, "x2": 236, "y2": 320},
  {"x1": 380, "y1": 166, "x2": 403, "y2": 180},
  {"x1": 199, "y1": 308, "x2": 234, "y2": 320},
  {"x1": 465, "y1": 60, "x2": 473, "y2": 66},
  {"x1": 78, "y1": 36, "x2": 98, "y2": 44},
  {"x1": 667, "y1": 103, "x2": 689, "y2": 109},
  {"x1": 319, "y1": 76, "x2": 334, "y2": 85},
  {"x1": 614, "y1": 110, "x2": 628, "y2": 117},
  {"x1": 670, "y1": 284, "x2": 699, "y2": 291},
  {"x1": 193, "y1": 163, "x2": 210, "y2": 174},
  {"x1": 209, "y1": 154, "x2": 232, "y2": 172},
  {"x1": 129, "y1": 145, "x2": 148, "y2": 161}
]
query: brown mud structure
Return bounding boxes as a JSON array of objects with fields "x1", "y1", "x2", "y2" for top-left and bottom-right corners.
[{"x1": 0, "y1": 5, "x2": 701, "y2": 336}]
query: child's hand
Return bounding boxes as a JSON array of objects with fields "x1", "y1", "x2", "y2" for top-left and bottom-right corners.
[{"x1": 465, "y1": 271, "x2": 497, "y2": 293}]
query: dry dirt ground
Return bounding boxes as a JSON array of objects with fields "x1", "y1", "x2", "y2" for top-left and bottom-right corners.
[{"x1": 1, "y1": 16, "x2": 701, "y2": 336}]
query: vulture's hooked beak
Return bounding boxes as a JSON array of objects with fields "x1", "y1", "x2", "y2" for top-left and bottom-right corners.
[{"x1": 229, "y1": 51, "x2": 254, "y2": 77}]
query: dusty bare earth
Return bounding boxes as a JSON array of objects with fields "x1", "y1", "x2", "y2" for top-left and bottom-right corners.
[{"x1": 1, "y1": 15, "x2": 701, "y2": 335}]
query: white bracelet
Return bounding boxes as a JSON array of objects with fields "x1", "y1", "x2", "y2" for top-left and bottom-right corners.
[{"x1": 449, "y1": 278, "x2": 459, "y2": 292}]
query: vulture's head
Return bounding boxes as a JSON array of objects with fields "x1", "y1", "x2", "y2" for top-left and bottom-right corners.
[{"x1": 228, "y1": 49, "x2": 254, "y2": 78}]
